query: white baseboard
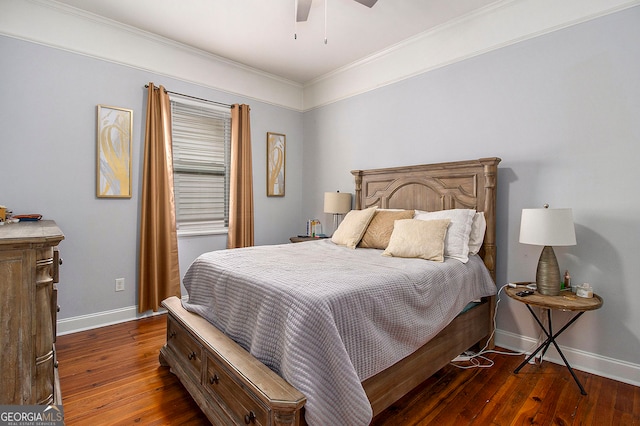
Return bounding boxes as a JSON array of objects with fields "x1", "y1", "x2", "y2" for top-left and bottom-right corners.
[
  {"x1": 57, "y1": 307, "x2": 639, "y2": 388},
  {"x1": 56, "y1": 297, "x2": 189, "y2": 336},
  {"x1": 495, "y1": 329, "x2": 640, "y2": 388},
  {"x1": 57, "y1": 306, "x2": 163, "y2": 335}
]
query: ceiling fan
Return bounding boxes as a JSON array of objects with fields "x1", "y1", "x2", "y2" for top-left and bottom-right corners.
[{"x1": 296, "y1": 0, "x2": 378, "y2": 22}]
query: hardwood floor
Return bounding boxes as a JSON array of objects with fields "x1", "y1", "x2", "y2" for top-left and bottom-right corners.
[{"x1": 57, "y1": 315, "x2": 640, "y2": 425}]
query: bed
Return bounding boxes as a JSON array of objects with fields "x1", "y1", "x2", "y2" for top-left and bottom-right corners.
[{"x1": 159, "y1": 157, "x2": 501, "y2": 426}]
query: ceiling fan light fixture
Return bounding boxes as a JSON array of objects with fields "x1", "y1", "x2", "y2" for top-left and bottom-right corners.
[
  {"x1": 296, "y1": 0, "x2": 377, "y2": 22},
  {"x1": 353, "y1": 0, "x2": 378, "y2": 7},
  {"x1": 296, "y1": 0, "x2": 312, "y2": 22},
  {"x1": 295, "y1": 0, "x2": 376, "y2": 42}
]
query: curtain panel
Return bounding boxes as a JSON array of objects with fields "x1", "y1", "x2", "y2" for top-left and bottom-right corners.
[
  {"x1": 138, "y1": 83, "x2": 181, "y2": 312},
  {"x1": 227, "y1": 104, "x2": 254, "y2": 249}
]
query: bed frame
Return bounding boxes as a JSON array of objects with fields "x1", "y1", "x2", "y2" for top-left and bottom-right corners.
[{"x1": 159, "y1": 157, "x2": 501, "y2": 425}]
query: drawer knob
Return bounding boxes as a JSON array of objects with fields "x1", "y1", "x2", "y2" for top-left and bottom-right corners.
[
  {"x1": 59, "y1": 258, "x2": 63, "y2": 265},
  {"x1": 188, "y1": 351, "x2": 197, "y2": 360},
  {"x1": 209, "y1": 374, "x2": 219, "y2": 385},
  {"x1": 169, "y1": 331, "x2": 176, "y2": 339},
  {"x1": 57, "y1": 305, "x2": 61, "y2": 313},
  {"x1": 244, "y1": 411, "x2": 256, "y2": 424}
]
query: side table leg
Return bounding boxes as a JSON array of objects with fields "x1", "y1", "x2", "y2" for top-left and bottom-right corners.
[
  {"x1": 514, "y1": 308, "x2": 588, "y2": 395},
  {"x1": 546, "y1": 311, "x2": 588, "y2": 395},
  {"x1": 514, "y1": 306, "x2": 550, "y2": 373},
  {"x1": 549, "y1": 336, "x2": 588, "y2": 395}
]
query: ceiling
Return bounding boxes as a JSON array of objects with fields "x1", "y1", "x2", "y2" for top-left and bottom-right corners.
[{"x1": 53, "y1": 0, "x2": 500, "y2": 84}]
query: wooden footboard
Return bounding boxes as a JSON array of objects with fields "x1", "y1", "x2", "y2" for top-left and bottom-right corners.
[
  {"x1": 160, "y1": 296, "x2": 491, "y2": 425},
  {"x1": 159, "y1": 296, "x2": 306, "y2": 426}
]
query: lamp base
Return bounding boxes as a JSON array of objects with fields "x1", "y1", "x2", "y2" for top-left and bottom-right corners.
[
  {"x1": 536, "y1": 245, "x2": 561, "y2": 296},
  {"x1": 333, "y1": 213, "x2": 340, "y2": 234}
]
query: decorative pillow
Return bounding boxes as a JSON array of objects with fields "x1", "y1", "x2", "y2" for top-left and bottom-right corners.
[
  {"x1": 468, "y1": 212, "x2": 486, "y2": 255},
  {"x1": 382, "y1": 219, "x2": 451, "y2": 261},
  {"x1": 414, "y1": 209, "x2": 475, "y2": 263},
  {"x1": 358, "y1": 209, "x2": 415, "y2": 249},
  {"x1": 331, "y1": 207, "x2": 377, "y2": 249}
]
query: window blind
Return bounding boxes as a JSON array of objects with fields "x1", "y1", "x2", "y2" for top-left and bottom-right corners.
[{"x1": 170, "y1": 99, "x2": 231, "y2": 234}]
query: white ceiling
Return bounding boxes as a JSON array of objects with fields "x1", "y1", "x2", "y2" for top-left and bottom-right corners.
[{"x1": 52, "y1": 0, "x2": 500, "y2": 84}]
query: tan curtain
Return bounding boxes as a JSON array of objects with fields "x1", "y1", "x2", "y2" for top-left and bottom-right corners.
[
  {"x1": 138, "y1": 83, "x2": 181, "y2": 312},
  {"x1": 227, "y1": 104, "x2": 254, "y2": 248}
]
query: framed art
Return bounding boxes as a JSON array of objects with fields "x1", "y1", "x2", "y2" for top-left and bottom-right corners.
[
  {"x1": 96, "y1": 105, "x2": 133, "y2": 198},
  {"x1": 267, "y1": 132, "x2": 286, "y2": 197}
]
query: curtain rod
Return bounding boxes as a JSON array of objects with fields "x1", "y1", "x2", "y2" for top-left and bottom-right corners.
[{"x1": 144, "y1": 84, "x2": 232, "y2": 108}]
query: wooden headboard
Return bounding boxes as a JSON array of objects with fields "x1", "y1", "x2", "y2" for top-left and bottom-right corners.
[{"x1": 351, "y1": 157, "x2": 501, "y2": 280}]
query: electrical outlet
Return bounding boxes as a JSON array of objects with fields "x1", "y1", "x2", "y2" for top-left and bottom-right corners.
[{"x1": 115, "y1": 278, "x2": 125, "y2": 292}]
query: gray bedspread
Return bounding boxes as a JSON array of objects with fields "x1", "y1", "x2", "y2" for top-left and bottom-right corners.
[{"x1": 182, "y1": 239, "x2": 496, "y2": 426}]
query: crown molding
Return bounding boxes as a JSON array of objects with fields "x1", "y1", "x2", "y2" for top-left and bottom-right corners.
[
  {"x1": 0, "y1": 0, "x2": 304, "y2": 111},
  {"x1": 2, "y1": 0, "x2": 638, "y2": 112},
  {"x1": 302, "y1": 0, "x2": 640, "y2": 111}
]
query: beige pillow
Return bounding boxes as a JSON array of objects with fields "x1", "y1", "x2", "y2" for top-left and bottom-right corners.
[
  {"x1": 331, "y1": 207, "x2": 377, "y2": 249},
  {"x1": 359, "y1": 209, "x2": 415, "y2": 249},
  {"x1": 382, "y1": 219, "x2": 451, "y2": 261}
]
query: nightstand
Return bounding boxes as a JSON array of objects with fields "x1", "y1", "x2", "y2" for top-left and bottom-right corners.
[
  {"x1": 289, "y1": 236, "x2": 328, "y2": 243},
  {"x1": 505, "y1": 286, "x2": 603, "y2": 395}
]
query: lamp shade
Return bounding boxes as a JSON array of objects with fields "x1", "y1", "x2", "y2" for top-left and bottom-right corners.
[
  {"x1": 519, "y1": 207, "x2": 576, "y2": 246},
  {"x1": 324, "y1": 192, "x2": 352, "y2": 214}
]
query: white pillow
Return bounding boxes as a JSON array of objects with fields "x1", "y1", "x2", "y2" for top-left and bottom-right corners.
[
  {"x1": 468, "y1": 212, "x2": 486, "y2": 255},
  {"x1": 382, "y1": 219, "x2": 451, "y2": 261},
  {"x1": 414, "y1": 209, "x2": 475, "y2": 263},
  {"x1": 331, "y1": 207, "x2": 377, "y2": 249}
]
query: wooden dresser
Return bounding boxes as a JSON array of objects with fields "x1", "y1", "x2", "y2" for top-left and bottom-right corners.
[{"x1": 0, "y1": 220, "x2": 64, "y2": 405}]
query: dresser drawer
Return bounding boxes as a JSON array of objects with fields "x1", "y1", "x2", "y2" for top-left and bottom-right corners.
[
  {"x1": 167, "y1": 316, "x2": 203, "y2": 382},
  {"x1": 205, "y1": 353, "x2": 269, "y2": 425}
]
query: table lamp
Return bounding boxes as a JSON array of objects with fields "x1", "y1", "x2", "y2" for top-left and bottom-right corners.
[
  {"x1": 519, "y1": 204, "x2": 576, "y2": 296},
  {"x1": 324, "y1": 191, "x2": 352, "y2": 234}
]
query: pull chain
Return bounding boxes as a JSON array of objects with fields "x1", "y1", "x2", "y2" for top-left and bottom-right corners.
[{"x1": 324, "y1": 0, "x2": 328, "y2": 44}]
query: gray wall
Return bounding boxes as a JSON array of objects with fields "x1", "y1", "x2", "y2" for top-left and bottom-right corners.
[
  {"x1": 1, "y1": 5, "x2": 638, "y2": 379},
  {"x1": 0, "y1": 36, "x2": 303, "y2": 320},
  {"x1": 302, "y1": 7, "x2": 640, "y2": 367}
]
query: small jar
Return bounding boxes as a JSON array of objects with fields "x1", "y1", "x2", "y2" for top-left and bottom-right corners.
[{"x1": 576, "y1": 283, "x2": 593, "y2": 298}]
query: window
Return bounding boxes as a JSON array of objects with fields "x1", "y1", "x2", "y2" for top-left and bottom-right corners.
[{"x1": 170, "y1": 97, "x2": 231, "y2": 236}]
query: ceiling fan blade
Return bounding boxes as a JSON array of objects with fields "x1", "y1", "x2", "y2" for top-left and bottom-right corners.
[
  {"x1": 353, "y1": 0, "x2": 378, "y2": 7},
  {"x1": 296, "y1": 0, "x2": 312, "y2": 22}
]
